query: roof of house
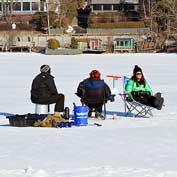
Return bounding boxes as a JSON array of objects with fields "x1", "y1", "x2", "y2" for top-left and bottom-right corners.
[
  {"x1": 114, "y1": 38, "x2": 133, "y2": 41},
  {"x1": 90, "y1": 0, "x2": 139, "y2": 4}
]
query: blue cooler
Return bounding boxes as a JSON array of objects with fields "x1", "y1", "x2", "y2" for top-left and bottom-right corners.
[{"x1": 74, "y1": 106, "x2": 89, "y2": 126}]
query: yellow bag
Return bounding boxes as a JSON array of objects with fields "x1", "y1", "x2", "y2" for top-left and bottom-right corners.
[{"x1": 34, "y1": 114, "x2": 65, "y2": 128}]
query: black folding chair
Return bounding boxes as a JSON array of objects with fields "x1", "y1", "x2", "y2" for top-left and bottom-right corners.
[
  {"x1": 119, "y1": 76, "x2": 154, "y2": 118},
  {"x1": 81, "y1": 87, "x2": 107, "y2": 119}
]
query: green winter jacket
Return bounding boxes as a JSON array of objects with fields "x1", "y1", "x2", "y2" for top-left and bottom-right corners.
[{"x1": 125, "y1": 79, "x2": 153, "y2": 98}]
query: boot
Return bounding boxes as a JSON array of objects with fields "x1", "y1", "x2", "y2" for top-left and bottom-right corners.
[
  {"x1": 53, "y1": 112, "x2": 66, "y2": 123},
  {"x1": 88, "y1": 110, "x2": 92, "y2": 117},
  {"x1": 95, "y1": 112, "x2": 105, "y2": 119},
  {"x1": 54, "y1": 112, "x2": 62, "y2": 118},
  {"x1": 63, "y1": 107, "x2": 70, "y2": 120},
  {"x1": 154, "y1": 92, "x2": 162, "y2": 108},
  {"x1": 156, "y1": 97, "x2": 164, "y2": 110},
  {"x1": 155, "y1": 92, "x2": 161, "y2": 99}
]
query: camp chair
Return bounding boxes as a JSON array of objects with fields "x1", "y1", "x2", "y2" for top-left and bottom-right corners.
[
  {"x1": 81, "y1": 87, "x2": 107, "y2": 119},
  {"x1": 119, "y1": 76, "x2": 154, "y2": 118}
]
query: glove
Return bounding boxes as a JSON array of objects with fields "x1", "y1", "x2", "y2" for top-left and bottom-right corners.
[{"x1": 108, "y1": 94, "x2": 115, "y2": 102}]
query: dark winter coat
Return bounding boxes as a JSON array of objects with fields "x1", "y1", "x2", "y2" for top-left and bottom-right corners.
[
  {"x1": 76, "y1": 78, "x2": 111, "y2": 103},
  {"x1": 31, "y1": 72, "x2": 58, "y2": 103}
]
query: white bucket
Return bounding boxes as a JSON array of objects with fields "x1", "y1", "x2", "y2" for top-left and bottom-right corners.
[{"x1": 35, "y1": 104, "x2": 49, "y2": 114}]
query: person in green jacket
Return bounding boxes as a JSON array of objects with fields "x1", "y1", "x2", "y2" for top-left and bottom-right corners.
[{"x1": 125, "y1": 65, "x2": 164, "y2": 110}]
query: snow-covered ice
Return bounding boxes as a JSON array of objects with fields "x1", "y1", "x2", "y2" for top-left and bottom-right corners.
[{"x1": 0, "y1": 53, "x2": 177, "y2": 177}]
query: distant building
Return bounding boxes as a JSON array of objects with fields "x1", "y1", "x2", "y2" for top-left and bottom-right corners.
[
  {"x1": 113, "y1": 37, "x2": 135, "y2": 52},
  {"x1": 0, "y1": 0, "x2": 48, "y2": 15},
  {"x1": 89, "y1": 0, "x2": 139, "y2": 12}
]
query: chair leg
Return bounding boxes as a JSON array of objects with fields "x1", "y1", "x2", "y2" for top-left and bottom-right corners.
[
  {"x1": 125, "y1": 101, "x2": 154, "y2": 118},
  {"x1": 103, "y1": 102, "x2": 106, "y2": 119}
]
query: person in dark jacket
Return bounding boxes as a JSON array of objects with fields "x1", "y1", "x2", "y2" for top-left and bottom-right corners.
[
  {"x1": 31, "y1": 65, "x2": 65, "y2": 117},
  {"x1": 125, "y1": 65, "x2": 164, "y2": 110},
  {"x1": 76, "y1": 70, "x2": 112, "y2": 118}
]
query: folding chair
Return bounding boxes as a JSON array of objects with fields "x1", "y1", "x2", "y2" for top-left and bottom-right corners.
[
  {"x1": 81, "y1": 87, "x2": 107, "y2": 119},
  {"x1": 119, "y1": 76, "x2": 154, "y2": 118}
]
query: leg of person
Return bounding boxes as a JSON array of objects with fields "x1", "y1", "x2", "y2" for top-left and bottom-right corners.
[
  {"x1": 132, "y1": 92, "x2": 151, "y2": 106},
  {"x1": 87, "y1": 103, "x2": 103, "y2": 118},
  {"x1": 153, "y1": 92, "x2": 164, "y2": 110},
  {"x1": 149, "y1": 94, "x2": 164, "y2": 110},
  {"x1": 53, "y1": 94, "x2": 65, "y2": 116},
  {"x1": 54, "y1": 94, "x2": 65, "y2": 112},
  {"x1": 95, "y1": 104, "x2": 103, "y2": 113},
  {"x1": 157, "y1": 97, "x2": 164, "y2": 110},
  {"x1": 95, "y1": 104, "x2": 104, "y2": 118},
  {"x1": 39, "y1": 94, "x2": 65, "y2": 116},
  {"x1": 35, "y1": 94, "x2": 65, "y2": 127},
  {"x1": 87, "y1": 104, "x2": 94, "y2": 117},
  {"x1": 154, "y1": 97, "x2": 164, "y2": 110},
  {"x1": 138, "y1": 95, "x2": 150, "y2": 106}
]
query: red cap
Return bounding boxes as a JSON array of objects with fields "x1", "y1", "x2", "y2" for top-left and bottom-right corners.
[{"x1": 89, "y1": 70, "x2": 101, "y2": 79}]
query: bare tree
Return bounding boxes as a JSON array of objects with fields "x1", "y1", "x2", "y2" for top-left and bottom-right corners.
[{"x1": 149, "y1": 0, "x2": 177, "y2": 32}]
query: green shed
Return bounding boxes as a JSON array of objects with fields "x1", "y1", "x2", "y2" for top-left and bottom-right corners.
[{"x1": 113, "y1": 38, "x2": 134, "y2": 52}]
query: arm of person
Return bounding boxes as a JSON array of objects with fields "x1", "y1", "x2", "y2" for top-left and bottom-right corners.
[
  {"x1": 104, "y1": 83, "x2": 111, "y2": 99},
  {"x1": 47, "y1": 77, "x2": 58, "y2": 95},
  {"x1": 145, "y1": 81, "x2": 153, "y2": 96},
  {"x1": 125, "y1": 79, "x2": 133, "y2": 93},
  {"x1": 76, "y1": 81, "x2": 84, "y2": 98},
  {"x1": 125, "y1": 79, "x2": 134, "y2": 99}
]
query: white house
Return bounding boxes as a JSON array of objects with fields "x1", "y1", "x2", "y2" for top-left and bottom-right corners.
[
  {"x1": 89, "y1": 0, "x2": 139, "y2": 12},
  {"x1": 0, "y1": 0, "x2": 48, "y2": 15}
]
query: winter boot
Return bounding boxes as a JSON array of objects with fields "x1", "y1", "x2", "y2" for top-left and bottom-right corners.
[
  {"x1": 53, "y1": 112, "x2": 66, "y2": 125},
  {"x1": 88, "y1": 110, "x2": 92, "y2": 117},
  {"x1": 156, "y1": 97, "x2": 164, "y2": 110},
  {"x1": 154, "y1": 92, "x2": 162, "y2": 108},
  {"x1": 155, "y1": 92, "x2": 161, "y2": 99},
  {"x1": 54, "y1": 112, "x2": 62, "y2": 118},
  {"x1": 63, "y1": 107, "x2": 70, "y2": 120},
  {"x1": 95, "y1": 112, "x2": 105, "y2": 119}
]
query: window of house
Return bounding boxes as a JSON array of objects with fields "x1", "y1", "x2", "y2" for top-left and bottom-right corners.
[
  {"x1": 0, "y1": 3, "x2": 2, "y2": 11},
  {"x1": 120, "y1": 41, "x2": 124, "y2": 46},
  {"x1": 13, "y1": 2, "x2": 21, "y2": 11},
  {"x1": 93, "y1": 4, "x2": 102, "y2": 11},
  {"x1": 23, "y1": 2, "x2": 30, "y2": 11},
  {"x1": 40, "y1": 2, "x2": 44, "y2": 11},
  {"x1": 103, "y1": 4, "x2": 112, "y2": 11},
  {"x1": 124, "y1": 4, "x2": 134, "y2": 11},
  {"x1": 125, "y1": 41, "x2": 129, "y2": 46},
  {"x1": 113, "y1": 4, "x2": 122, "y2": 11},
  {"x1": 32, "y1": 2, "x2": 38, "y2": 11},
  {"x1": 17, "y1": 37, "x2": 21, "y2": 42},
  {"x1": 128, "y1": 4, "x2": 134, "y2": 10}
]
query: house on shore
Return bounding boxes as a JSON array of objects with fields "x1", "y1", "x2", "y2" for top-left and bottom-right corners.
[
  {"x1": 0, "y1": 0, "x2": 48, "y2": 15},
  {"x1": 113, "y1": 37, "x2": 135, "y2": 52},
  {"x1": 88, "y1": 0, "x2": 139, "y2": 12}
]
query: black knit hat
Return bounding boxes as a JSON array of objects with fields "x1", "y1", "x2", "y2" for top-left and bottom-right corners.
[
  {"x1": 40, "y1": 65, "x2": 51, "y2": 73},
  {"x1": 133, "y1": 65, "x2": 142, "y2": 75}
]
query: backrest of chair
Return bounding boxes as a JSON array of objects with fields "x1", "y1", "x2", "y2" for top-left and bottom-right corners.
[
  {"x1": 122, "y1": 76, "x2": 129, "y2": 92},
  {"x1": 83, "y1": 86, "x2": 105, "y2": 104},
  {"x1": 121, "y1": 76, "x2": 130, "y2": 100}
]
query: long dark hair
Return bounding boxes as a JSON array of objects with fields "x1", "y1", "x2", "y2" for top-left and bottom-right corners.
[{"x1": 131, "y1": 74, "x2": 146, "y2": 87}]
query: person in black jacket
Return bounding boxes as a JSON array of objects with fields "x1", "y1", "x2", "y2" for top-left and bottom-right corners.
[
  {"x1": 31, "y1": 65, "x2": 64, "y2": 117},
  {"x1": 76, "y1": 70, "x2": 113, "y2": 118}
]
